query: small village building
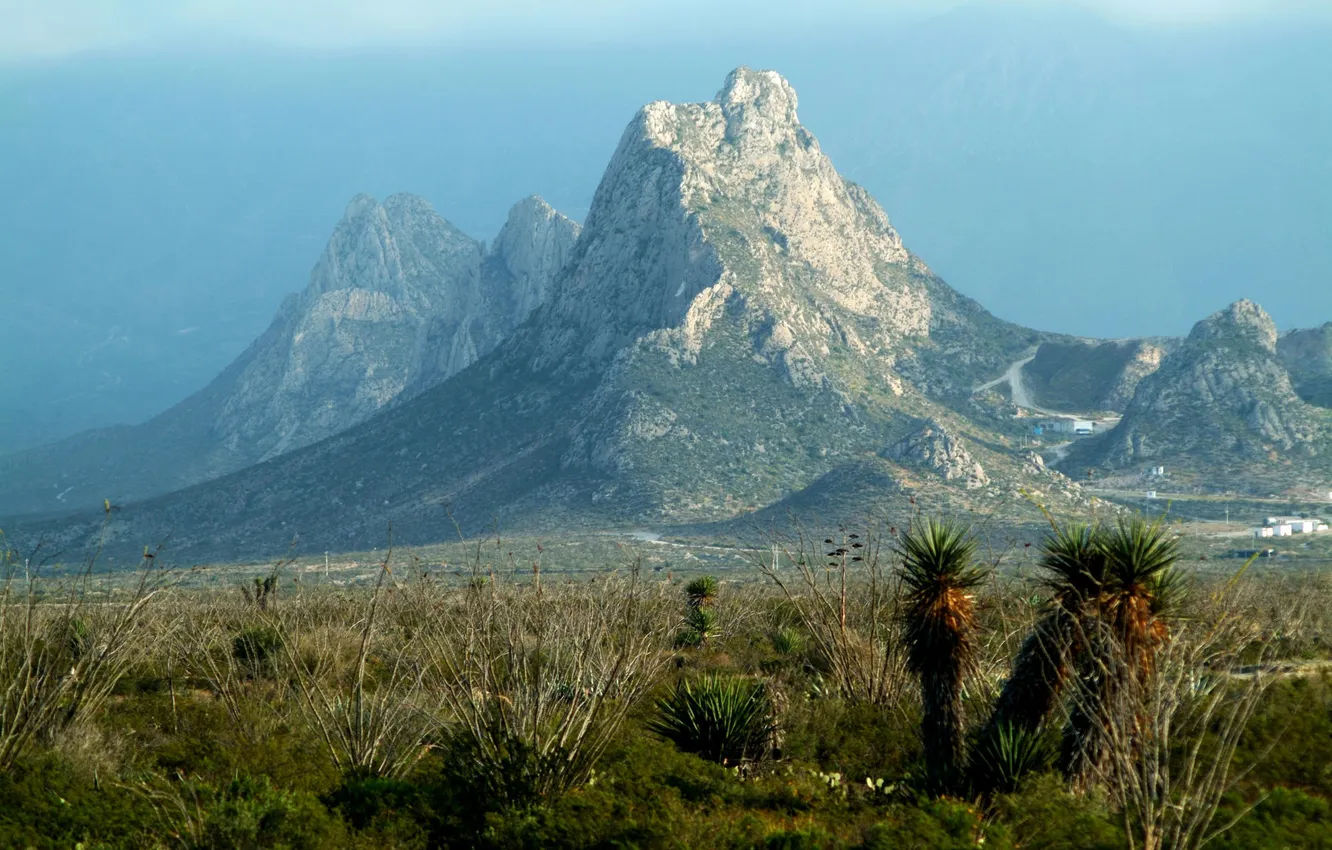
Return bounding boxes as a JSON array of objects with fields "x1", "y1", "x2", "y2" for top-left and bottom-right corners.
[
  {"x1": 1275, "y1": 524, "x2": 1294, "y2": 536},
  {"x1": 1254, "y1": 526, "x2": 1275, "y2": 538}
]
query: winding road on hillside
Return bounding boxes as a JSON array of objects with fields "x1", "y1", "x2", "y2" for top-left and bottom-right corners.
[{"x1": 973, "y1": 351, "x2": 1123, "y2": 464}]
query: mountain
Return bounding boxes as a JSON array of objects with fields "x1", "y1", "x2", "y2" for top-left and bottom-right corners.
[
  {"x1": 0, "y1": 194, "x2": 577, "y2": 516},
  {"x1": 1062, "y1": 300, "x2": 1331, "y2": 490},
  {"x1": 1279, "y1": 323, "x2": 1332, "y2": 408},
  {"x1": 9, "y1": 68, "x2": 1075, "y2": 562}
]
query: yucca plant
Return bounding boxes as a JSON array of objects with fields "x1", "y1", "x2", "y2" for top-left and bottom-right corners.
[
  {"x1": 898, "y1": 518, "x2": 988, "y2": 794},
  {"x1": 648, "y1": 674, "x2": 776, "y2": 766},
  {"x1": 685, "y1": 576, "x2": 719, "y2": 609},
  {"x1": 675, "y1": 605, "x2": 720, "y2": 649},
  {"x1": 1061, "y1": 515, "x2": 1183, "y2": 790}
]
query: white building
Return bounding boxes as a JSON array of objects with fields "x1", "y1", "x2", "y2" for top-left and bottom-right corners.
[
  {"x1": 1275, "y1": 524, "x2": 1294, "y2": 537},
  {"x1": 1292, "y1": 519, "x2": 1317, "y2": 534},
  {"x1": 1254, "y1": 526, "x2": 1275, "y2": 538}
]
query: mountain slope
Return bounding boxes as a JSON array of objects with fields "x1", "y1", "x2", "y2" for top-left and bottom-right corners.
[
  {"x1": 1279, "y1": 323, "x2": 1332, "y2": 408},
  {"x1": 0, "y1": 194, "x2": 578, "y2": 516},
  {"x1": 11, "y1": 68, "x2": 1056, "y2": 561},
  {"x1": 1022, "y1": 338, "x2": 1174, "y2": 413},
  {"x1": 1062, "y1": 300, "x2": 1330, "y2": 491}
]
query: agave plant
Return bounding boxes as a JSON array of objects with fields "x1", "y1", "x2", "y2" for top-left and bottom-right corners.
[
  {"x1": 770, "y1": 627, "x2": 806, "y2": 657},
  {"x1": 898, "y1": 518, "x2": 988, "y2": 794},
  {"x1": 648, "y1": 674, "x2": 776, "y2": 766},
  {"x1": 1061, "y1": 515, "x2": 1183, "y2": 790}
]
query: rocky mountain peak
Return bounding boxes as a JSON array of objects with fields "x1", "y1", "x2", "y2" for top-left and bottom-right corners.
[
  {"x1": 304, "y1": 193, "x2": 479, "y2": 310},
  {"x1": 716, "y1": 67, "x2": 801, "y2": 141},
  {"x1": 1188, "y1": 299, "x2": 1278, "y2": 353},
  {"x1": 488, "y1": 196, "x2": 581, "y2": 319}
]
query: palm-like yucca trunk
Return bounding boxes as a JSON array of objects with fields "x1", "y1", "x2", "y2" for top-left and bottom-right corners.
[
  {"x1": 1061, "y1": 516, "x2": 1181, "y2": 792},
  {"x1": 980, "y1": 523, "x2": 1106, "y2": 789},
  {"x1": 898, "y1": 519, "x2": 987, "y2": 795}
]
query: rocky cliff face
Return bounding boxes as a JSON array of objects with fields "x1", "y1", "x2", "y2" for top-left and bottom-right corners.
[
  {"x1": 0, "y1": 194, "x2": 577, "y2": 516},
  {"x1": 1064, "y1": 300, "x2": 1329, "y2": 483},
  {"x1": 408, "y1": 197, "x2": 579, "y2": 392}
]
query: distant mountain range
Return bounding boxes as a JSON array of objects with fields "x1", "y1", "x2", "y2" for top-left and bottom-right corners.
[{"x1": 4, "y1": 68, "x2": 1329, "y2": 562}]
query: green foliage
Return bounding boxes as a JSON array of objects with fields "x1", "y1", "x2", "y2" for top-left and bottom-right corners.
[
  {"x1": 859, "y1": 799, "x2": 1014, "y2": 850},
  {"x1": 771, "y1": 627, "x2": 806, "y2": 656},
  {"x1": 232, "y1": 626, "x2": 283, "y2": 672},
  {"x1": 648, "y1": 675, "x2": 776, "y2": 766},
  {"x1": 1211, "y1": 787, "x2": 1332, "y2": 850},
  {"x1": 183, "y1": 774, "x2": 346, "y2": 849},
  {"x1": 968, "y1": 723, "x2": 1054, "y2": 794}
]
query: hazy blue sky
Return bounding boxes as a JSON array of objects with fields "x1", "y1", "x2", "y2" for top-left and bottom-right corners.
[{"x1": 4, "y1": 0, "x2": 1330, "y2": 61}]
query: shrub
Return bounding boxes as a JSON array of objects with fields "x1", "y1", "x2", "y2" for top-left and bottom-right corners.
[
  {"x1": 648, "y1": 675, "x2": 776, "y2": 766},
  {"x1": 231, "y1": 626, "x2": 282, "y2": 673}
]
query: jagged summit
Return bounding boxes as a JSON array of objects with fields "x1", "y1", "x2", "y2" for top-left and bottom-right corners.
[{"x1": 1188, "y1": 299, "x2": 1279, "y2": 352}]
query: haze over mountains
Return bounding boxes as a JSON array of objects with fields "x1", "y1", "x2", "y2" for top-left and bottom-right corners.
[
  {"x1": 0, "y1": 194, "x2": 577, "y2": 516},
  {"x1": 4, "y1": 2, "x2": 1331, "y2": 452}
]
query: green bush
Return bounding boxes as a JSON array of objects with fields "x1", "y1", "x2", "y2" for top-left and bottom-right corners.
[
  {"x1": 232, "y1": 626, "x2": 283, "y2": 674},
  {"x1": 192, "y1": 774, "x2": 346, "y2": 849}
]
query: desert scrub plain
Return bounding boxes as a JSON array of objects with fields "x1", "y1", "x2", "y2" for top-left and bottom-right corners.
[{"x1": 2, "y1": 518, "x2": 1332, "y2": 850}]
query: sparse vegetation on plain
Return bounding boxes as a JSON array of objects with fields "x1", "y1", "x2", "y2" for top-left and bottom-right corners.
[{"x1": 0, "y1": 517, "x2": 1329, "y2": 849}]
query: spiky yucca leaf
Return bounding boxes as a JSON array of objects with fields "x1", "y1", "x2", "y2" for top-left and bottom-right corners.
[
  {"x1": 898, "y1": 518, "x2": 987, "y2": 794},
  {"x1": 648, "y1": 675, "x2": 775, "y2": 765}
]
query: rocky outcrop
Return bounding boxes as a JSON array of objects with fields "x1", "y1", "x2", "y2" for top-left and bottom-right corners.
[
  {"x1": 0, "y1": 194, "x2": 577, "y2": 516},
  {"x1": 883, "y1": 420, "x2": 989, "y2": 488},
  {"x1": 1022, "y1": 337, "x2": 1172, "y2": 413},
  {"x1": 408, "y1": 196, "x2": 580, "y2": 391}
]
